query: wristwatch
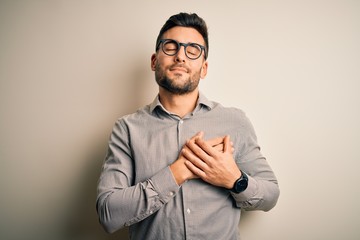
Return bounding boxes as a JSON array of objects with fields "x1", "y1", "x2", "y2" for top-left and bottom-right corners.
[{"x1": 231, "y1": 170, "x2": 248, "y2": 193}]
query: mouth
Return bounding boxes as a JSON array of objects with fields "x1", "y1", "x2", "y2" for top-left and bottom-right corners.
[{"x1": 169, "y1": 65, "x2": 189, "y2": 73}]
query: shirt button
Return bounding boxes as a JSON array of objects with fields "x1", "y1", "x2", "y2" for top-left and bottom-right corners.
[
  {"x1": 179, "y1": 120, "x2": 183, "y2": 124},
  {"x1": 169, "y1": 192, "x2": 174, "y2": 196},
  {"x1": 186, "y1": 208, "x2": 191, "y2": 214}
]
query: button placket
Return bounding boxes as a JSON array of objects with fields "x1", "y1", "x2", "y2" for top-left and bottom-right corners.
[{"x1": 177, "y1": 119, "x2": 184, "y2": 150}]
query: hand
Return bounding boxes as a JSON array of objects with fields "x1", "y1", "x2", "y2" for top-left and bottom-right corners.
[
  {"x1": 206, "y1": 134, "x2": 235, "y2": 153},
  {"x1": 170, "y1": 132, "x2": 233, "y2": 185},
  {"x1": 183, "y1": 134, "x2": 241, "y2": 189}
]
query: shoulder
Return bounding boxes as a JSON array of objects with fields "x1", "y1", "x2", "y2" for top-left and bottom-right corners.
[
  {"x1": 210, "y1": 102, "x2": 257, "y2": 136},
  {"x1": 211, "y1": 102, "x2": 248, "y2": 121},
  {"x1": 113, "y1": 105, "x2": 152, "y2": 130}
]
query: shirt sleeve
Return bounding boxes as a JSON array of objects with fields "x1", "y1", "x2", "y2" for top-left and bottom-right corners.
[
  {"x1": 96, "y1": 120, "x2": 180, "y2": 233},
  {"x1": 230, "y1": 112, "x2": 280, "y2": 211}
]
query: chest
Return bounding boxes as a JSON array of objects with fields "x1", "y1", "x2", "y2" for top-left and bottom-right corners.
[{"x1": 128, "y1": 115, "x2": 241, "y2": 183}]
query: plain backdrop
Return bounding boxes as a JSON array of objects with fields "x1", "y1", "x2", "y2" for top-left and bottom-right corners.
[{"x1": 1, "y1": 1, "x2": 359, "y2": 239}]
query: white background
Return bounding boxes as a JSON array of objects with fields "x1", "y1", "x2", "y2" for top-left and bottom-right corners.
[{"x1": 1, "y1": 1, "x2": 359, "y2": 239}]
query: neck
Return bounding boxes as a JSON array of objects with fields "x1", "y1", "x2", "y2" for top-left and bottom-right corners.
[{"x1": 158, "y1": 88, "x2": 199, "y2": 118}]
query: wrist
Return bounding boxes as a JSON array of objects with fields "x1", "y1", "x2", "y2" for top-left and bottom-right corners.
[
  {"x1": 227, "y1": 169, "x2": 242, "y2": 189},
  {"x1": 170, "y1": 161, "x2": 188, "y2": 186},
  {"x1": 230, "y1": 170, "x2": 248, "y2": 193}
]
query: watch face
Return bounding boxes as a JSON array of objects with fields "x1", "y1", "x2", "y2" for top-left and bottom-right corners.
[
  {"x1": 232, "y1": 171, "x2": 249, "y2": 193},
  {"x1": 236, "y1": 179, "x2": 248, "y2": 192}
]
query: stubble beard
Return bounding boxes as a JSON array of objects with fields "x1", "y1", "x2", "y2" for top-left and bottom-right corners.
[{"x1": 155, "y1": 63, "x2": 201, "y2": 95}]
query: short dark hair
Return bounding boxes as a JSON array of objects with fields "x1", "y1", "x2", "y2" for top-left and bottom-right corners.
[{"x1": 155, "y1": 12, "x2": 209, "y2": 59}]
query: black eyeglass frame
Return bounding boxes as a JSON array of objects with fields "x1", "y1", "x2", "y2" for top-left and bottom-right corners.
[{"x1": 156, "y1": 39, "x2": 207, "y2": 60}]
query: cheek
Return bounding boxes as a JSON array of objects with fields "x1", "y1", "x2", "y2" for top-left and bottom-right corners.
[{"x1": 155, "y1": 57, "x2": 170, "y2": 70}]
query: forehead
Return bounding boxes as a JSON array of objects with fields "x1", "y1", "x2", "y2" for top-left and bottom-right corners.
[{"x1": 162, "y1": 26, "x2": 205, "y2": 45}]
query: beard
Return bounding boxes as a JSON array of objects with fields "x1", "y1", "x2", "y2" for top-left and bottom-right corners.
[{"x1": 155, "y1": 63, "x2": 201, "y2": 95}]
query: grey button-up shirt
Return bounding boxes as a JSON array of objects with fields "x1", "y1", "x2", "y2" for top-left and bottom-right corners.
[{"x1": 96, "y1": 93, "x2": 279, "y2": 240}]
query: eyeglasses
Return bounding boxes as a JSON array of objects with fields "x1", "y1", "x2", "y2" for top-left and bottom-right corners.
[{"x1": 156, "y1": 39, "x2": 207, "y2": 60}]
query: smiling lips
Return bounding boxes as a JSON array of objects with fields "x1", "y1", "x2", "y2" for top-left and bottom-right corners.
[{"x1": 170, "y1": 65, "x2": 189, "y2": 73}]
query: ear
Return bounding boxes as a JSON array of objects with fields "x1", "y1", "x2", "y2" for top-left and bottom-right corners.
[
  {"x1": 151, "y1": 54, "x2": 157, "y2": 71},
  {"x1": 200, "y1": 61, "x2": 208, "y2": 79}
]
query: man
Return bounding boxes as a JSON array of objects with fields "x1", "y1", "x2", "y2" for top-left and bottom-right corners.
[{"x1": 96, "y1": 12, "x2": 280, "y2": 240}]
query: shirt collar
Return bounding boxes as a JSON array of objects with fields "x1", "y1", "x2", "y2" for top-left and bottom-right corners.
[{"x1": 149, "y1": 91, "x2": 213, "y2": 115}]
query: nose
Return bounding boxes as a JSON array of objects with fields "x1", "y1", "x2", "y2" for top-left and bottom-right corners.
[{"x1": 175, "y1": 46, "x2": 186, "y2": 63}]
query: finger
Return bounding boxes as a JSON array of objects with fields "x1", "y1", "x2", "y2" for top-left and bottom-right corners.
[
  {"x1": 212, "y1": 139, "x2": 233, "y2": 153},
  {"x1": 213, "y1": 143, "x2": 224, "y2": 152},
  {"x1": 182, "y1": 147, "x2": 208, "y2": 171},
  {"x1": 184, "y1": 160, "x2": 206, "y2": 179},
  {"x1": 194, "y1": 131, "x2": 204, "y2": 139},
  {"x1": 194, "y1": 137, "x2": 219, "y2": 158},
  {"x1": 223, "y1": 135, "x2": 231, "y2": 153},
  {"x1": 186, "y1": 132, "x2": 204, "y2": 147},
  {"x1": 206, "y1": 136, "x2": 225, "y2": 148},
  {"x1": 186, "y1": 137, "x2": 215, "y2": 164}
]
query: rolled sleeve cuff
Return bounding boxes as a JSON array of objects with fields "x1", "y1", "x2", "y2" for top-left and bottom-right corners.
[{"x1": 230, "y1": 176, "x2": 259, "y2": 205}]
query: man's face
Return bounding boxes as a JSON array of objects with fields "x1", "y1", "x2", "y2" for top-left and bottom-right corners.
[{"x1": 151, "y1": 26, "x2": 208, "y2": 95}]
